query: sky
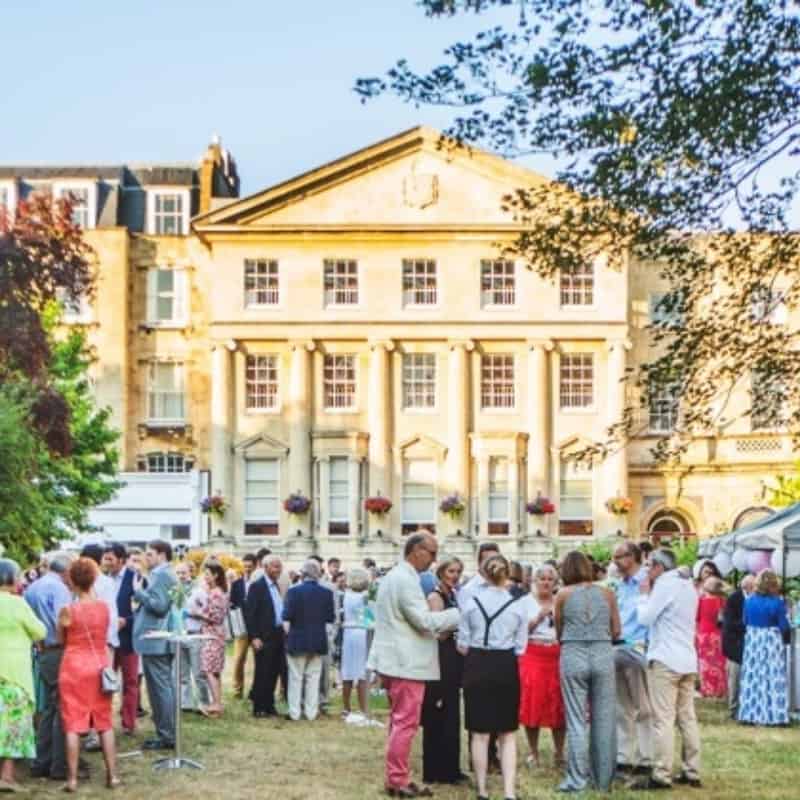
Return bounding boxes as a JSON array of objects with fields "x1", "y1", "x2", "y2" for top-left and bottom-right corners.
[{"x1": 0, "y1": 0, "x2": 531, "y2": 197}]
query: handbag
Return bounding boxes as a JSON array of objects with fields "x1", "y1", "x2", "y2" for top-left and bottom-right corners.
[
  {"x1": 81, "y1": 608, "x2": 121, "y2": 695},
  {"x1": 228, "y1": 606, "x2": 247, "y2": 638}
]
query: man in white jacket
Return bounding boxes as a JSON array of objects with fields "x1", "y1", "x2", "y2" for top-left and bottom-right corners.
[{"x1": 368, "y1": 531, "x2": 460, "y2": 798}]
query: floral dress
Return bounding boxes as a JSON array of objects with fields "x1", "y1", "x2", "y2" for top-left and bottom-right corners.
[
  {"x1": 696, "y1": 594, "x2": 727, "y2": 698},
  {"x1": 0, "y1": 680, "x2": 36, "y2": 759},
  {"x1": 200, "y1": 588, "x2": 229, "y2": 676}
]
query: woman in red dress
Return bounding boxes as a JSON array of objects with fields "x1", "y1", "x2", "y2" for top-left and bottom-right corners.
[
  {"x1": 696, "y1": 576, "x2": 729, "y2": 698},
  {"x1": 58, "y1": 557, "x2": 119, "y2": 792},
  {"x1": 518, "y1": 564, "x2": 565, "y2": 768},
  {"x1": 196, "y1": 562, "x2": 229, "y2": 717}
]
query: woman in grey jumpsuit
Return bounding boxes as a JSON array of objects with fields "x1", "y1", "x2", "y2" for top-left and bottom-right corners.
[{"x1": 554, "y1": 551, "x2": 621, "y2": 793}]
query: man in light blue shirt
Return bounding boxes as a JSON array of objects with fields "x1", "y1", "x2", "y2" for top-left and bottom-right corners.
[
  {"x1": 612, "y1": 541, "x2": 653, "y2": 776},
  {"x1": 25, "y1": 553, "x2": 73, "y2": 780}
]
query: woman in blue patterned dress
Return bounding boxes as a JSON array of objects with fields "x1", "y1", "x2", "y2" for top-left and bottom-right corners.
[{"x1": 737, "y1": 570, "x2": 790, "y2": 726}]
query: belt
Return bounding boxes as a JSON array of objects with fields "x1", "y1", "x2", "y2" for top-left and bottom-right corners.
[{"x1": 40, "y1": 644, "x2": 63, "y2": 651}]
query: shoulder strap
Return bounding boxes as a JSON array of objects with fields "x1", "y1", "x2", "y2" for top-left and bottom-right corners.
[{"x1": 474, "y1": 595, "x2": 520, "y2": 647}]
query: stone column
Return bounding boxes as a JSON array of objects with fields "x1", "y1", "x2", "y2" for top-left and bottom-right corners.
[
  {"x1": 476, "y1": 456, "x2": 490, "y2": 539},
  {"x1": 210, "y1": 342, "x2": 234, "y2": 534},
  {"x1": 605, "y1": 338, "x2": 631, "y2": 535},
  {"x1": 317, "y1": 457, "x2": 330, "y2": 540},
  {"x1": 508, "y1": 458, "x2": 520, "y2": 539},
  {"x1": 288, "y1": 339, "x2": 315, "y2": 536},
  {"x1": 349, "y1": 457, "x2": 362, "y2": 539},
  {"x1": 526, "y1": 339, "x2": 553, "y2": 536},
  {"x1": 368, "y1": 340, "x2": 394, "y2": 497},
  {"x1": 446, "y1": 340, "x2": 474, "y2": 535}
]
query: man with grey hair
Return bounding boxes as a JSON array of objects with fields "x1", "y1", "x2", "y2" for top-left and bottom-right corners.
[
  {"x1": 281, "y1": 558, "x2": 335, "y2": 720},
  {"x1": 25, "y1": 552, "x2": 77, "y2": 780},
  {"x1": 632, "y1": 548, "x2": 701, "y2": 792}
]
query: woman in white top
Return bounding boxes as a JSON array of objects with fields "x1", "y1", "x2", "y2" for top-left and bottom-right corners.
[
  {"x1": 518, "y1": 564, "x2": 566, "y2": 768},
  {"x1": 457, "y1": 555, "x2": 528, "y2": 800},
  {"x1": 340, "y1": 568, "x2": 373, "y2": 725}
]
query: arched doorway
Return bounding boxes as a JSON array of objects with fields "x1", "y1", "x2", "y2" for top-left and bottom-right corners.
[
  {"x1": 647, "y1": 509, "x2": 692, "y2": 542},
  {"x1": 732, "y1": 506, "x2": 773, "y2": 530}
]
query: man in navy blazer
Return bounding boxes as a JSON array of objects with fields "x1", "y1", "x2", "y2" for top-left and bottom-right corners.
[
  {"x1": 282, "y1": 558, "x2": 335, "y2": 721},
  {"x1": 245, "y1": 555, "x2": 287, "y2": 717},
  {"x1": 102, "y1": 543, "x2": 139, "y2": 736}
]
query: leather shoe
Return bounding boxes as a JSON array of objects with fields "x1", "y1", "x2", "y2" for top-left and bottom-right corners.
[
  {"x1": 142, "y1": 738, "x2": 174, "y2": 751},
  {"x1": 674, "y1": 774, "x2": 702, "y2": 788},
  {"x1": 630, "y1": 777, "x2": 672, "y2": 791}
]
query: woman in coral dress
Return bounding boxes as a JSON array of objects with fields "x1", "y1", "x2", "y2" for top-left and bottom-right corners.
[
  {"x1": 696, "y1": 577, "x2": 728, "y2": 698},
  {"x1": 58, "y1": 558, "x2": 118, "y2": 792},
  {"x1": 197, "y1": 562, "x2": 229, "y2": 717}
]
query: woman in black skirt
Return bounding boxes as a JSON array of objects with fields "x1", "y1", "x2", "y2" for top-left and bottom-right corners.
[
  {"x1": 457, "y1": 555, "x2": 528, "y2": 800},
  {"x1": 421, "y1": 556, "x2": 466, "y2": 785}
]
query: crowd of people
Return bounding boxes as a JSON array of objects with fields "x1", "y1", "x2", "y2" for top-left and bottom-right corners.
[{"x1": 0, "y1": 532, "x2": 794, "y2": 796}]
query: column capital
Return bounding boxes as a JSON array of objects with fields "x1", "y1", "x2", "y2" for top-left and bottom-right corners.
[
  {"x1": 448, "y1": 338, "x2": 475, "y2": 352},
  {"x1": 289, "y1": 339, "x2": 316, "y2": 353},
  {"x1": 606, "y1": 337, "x2": 633, "y2": 353},
  {"x1": 526, "y1": 338, "x2": 555, "y2": 352},
  {"x1": 211, "y1": 339, "x2": 238, "y2": 353},
  {"x1": 368, "y1": 338, "x2": 395, "y2": 352}
]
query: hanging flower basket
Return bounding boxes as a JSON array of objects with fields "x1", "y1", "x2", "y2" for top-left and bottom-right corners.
[
  {"x1": 201, "y1": 493, "x2": 227, "y2": 518},
  {"x1": 439, "y1": 493, "x2": 466, "y2": 520},
  {"x1": 526, "y1": 495, "x2": 556, "y2": 516},
  {"x1": 606, "y1": 496, "x2": 633, "y2": 515},
  {"x1": 364, "y1": 495, "x2": 393, "y2": 515},
  {"x1": 283, "y1": 492, "x2": 311, "y2": 515}
]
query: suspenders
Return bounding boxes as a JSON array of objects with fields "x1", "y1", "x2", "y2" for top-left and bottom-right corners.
[{"x1": 473, "y1": 595, "x2": 519, "y2": 648}]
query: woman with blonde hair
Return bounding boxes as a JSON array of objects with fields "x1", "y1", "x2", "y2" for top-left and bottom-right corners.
[
  {"x1": 421, "y1": 555, "x2": 466, "y2": 785},
  {"x1": 458, "y1": 554, "x2": 528, "y2": 800},
  {"x1": 738, "y1": 569, "x2": 790, "y2": 726},
  {"x1": 340, "y1": 567, "x2": 376, "y2": 725}
]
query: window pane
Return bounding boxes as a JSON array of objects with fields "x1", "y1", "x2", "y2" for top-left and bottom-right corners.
[
  {"x1": 402, "y1": 353, "x2": 436, "y2": 409},
  {"x1": 560, "y1": 262, "x2": 594, "y2": 306},
  {"x1": 481, "y1": 354, "x2": 515, "y2": 409},
  {"x1": 559, "y1": 354, "x2": 594, "y2": 409}
]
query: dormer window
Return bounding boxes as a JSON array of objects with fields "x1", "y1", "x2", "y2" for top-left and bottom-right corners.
[
  {"x1": 53, "y1": 181, "x2": 96, "y2": 229},
  {"x1": 147, "y1": 188, "x2": 190, "y2": 235}
]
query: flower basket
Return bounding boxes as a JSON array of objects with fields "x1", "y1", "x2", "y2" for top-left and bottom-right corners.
[
  {"x1": 364, "y1": 495, "x2": 393, "y2": 515},
  {"x1": 439, "y1": 493, "x2": 466, "y2": 520},
  {"x1": 526, "y1": 495, "x2": 556, "y2": 516},
  {"x1": 283, "y1": 492, "x2": 311, "y2": 515},
  {"x1": 201, "y1": 493, "x2": 227, "y2": 517},
  {"x1": 606, "y1": 496, "x2": 633, "y2": 515}
]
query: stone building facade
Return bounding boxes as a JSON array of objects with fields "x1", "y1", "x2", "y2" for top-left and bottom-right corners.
[{"x1": 1, "y1": 128, "x2": 787, "y2": 562}]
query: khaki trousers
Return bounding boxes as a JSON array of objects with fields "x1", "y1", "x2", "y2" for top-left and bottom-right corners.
[
  {"x1": 648, "y1": 660, "x2": 701, "y2": 785},
  {"x1": 615, "y1": 647, "x2": 653, "y2": 768},
  {"x1": 726, "y1": 660, "x2": 741, "y2": 718},
  {"x1": 232, "y1": 635, "x2": 250, "y2": 697},
  {"x1": 286, "y1": 653, "x2": 323, "y2": 721}
]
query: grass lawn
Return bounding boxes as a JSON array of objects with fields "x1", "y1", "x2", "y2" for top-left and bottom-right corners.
[{"x1": 14, "y1": 662, "x2": 800, "y2": 800}]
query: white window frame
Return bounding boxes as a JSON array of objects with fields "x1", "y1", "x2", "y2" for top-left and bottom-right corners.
[
  {"x1": 139, "y1": 451, "x2": 194, "y2": 473},
  {"x1": 648, "y1": 382, "x2": 681, "y2": 434},
  {"x1": 480, "y1": 259, "x2": 516, "y2": 308},
  {"x1": 52, "y1": 180, "x2": 97, "y2": 230},
  {"x1": 244, "y1": 458, "x2": 281, "y2": 532},
  {"x1": 323, "y1": 354, "x2": 358, "y2": 411},
  {"x1": 323, "y1": 259, "x2": 359, "y2": 307},
  {"x1": 146, "y1": 187, "x2": 191, "y2": 236},
  {"x1": 245, "y1": 354, "x2": 280, "y2": 413},
  {"x1": 402, "y1": 353, "x2": 437, "y2": 412},
  {"x1": 559, "y1": 261, "x2": 595, "y2": 308},
  {"x1": 559, "y1": 460, "x2": 594, "y2": 536},
  {"x1": 146, "y1": 361, "x2": 186, "y2": 425},
  {"x1": 0, "y1": 180, "x2": 17, "y2": 224},
  {"x1": 559, "y1": 352, "x2": 595, "y2": 411},
  {"x1": 328, "y1": 456, "x2": 350, "y2": 535},
  {"x1": 488, "y1": 457, "x2": 510, "y2": 534},
  {"x1": 244, "y1": 259, "x2": 281, "y2": 308},
  {"x1": 481, "y1": 353, "x2": 516, "y2": 411},
  {"x1": 147, "y1": 268, "x2": 188, "y2": 327},
  {"x1": 55, "y1": 286, "x2": 93, "y2": 324},
  {"x1": 402, "y1": 258, "x2": 438, "y2": 307},
  {"x1": 401, "y1": 459, "x2": 437, "y2": 529}
]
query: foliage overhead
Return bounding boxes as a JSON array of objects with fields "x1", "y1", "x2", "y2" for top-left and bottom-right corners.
[
  {"x1": 0, "y1": 194, "x2": 95, "y2": 455},
  {"x1": 357, "y1": 0, "x2": 800, "y2": 463}
]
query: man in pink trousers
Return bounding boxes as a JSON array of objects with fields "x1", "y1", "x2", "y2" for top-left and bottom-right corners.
[{"x1": 367, "y1": 531, "x2": 460, "y2": 797}]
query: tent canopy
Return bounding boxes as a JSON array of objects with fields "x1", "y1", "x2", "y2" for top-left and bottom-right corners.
[{"x1": 698, "y1": 502, "x2": 800, "y2": 556}]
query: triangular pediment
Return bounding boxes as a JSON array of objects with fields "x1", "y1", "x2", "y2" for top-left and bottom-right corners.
[
  {"x1": 234, "y1": 432, "x2": 289, "y2": 456},
  {"x1": 396, "y1": 434, "x2": 448, "y2": 460},
  {"x1": 193, "y1": 127, "x2": 549, "y2": 232}
]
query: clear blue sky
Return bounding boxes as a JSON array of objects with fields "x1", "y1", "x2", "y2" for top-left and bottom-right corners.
[{"x1": 0, "y1": 0, "x2": 522, "y2": 197}]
